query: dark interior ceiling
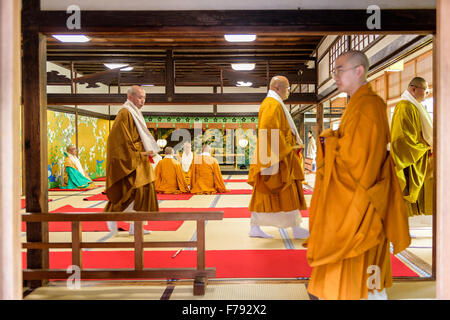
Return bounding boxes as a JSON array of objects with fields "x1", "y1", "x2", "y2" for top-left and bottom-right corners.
[{"x1": 45, "y1": 32, "x2": 323, "y2": 89}]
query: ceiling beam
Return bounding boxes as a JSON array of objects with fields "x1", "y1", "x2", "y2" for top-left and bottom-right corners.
[
  {"x1": 47, "y1": 93, "x2": 317, "y2": 105},
  {"x1": 36, "y1": 10, "x2": 435, "y2": 33},
  {"x1": 46, "y1": 44, "x2": 318, "y2": 51}
]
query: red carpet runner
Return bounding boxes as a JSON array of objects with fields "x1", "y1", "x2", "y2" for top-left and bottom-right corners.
[{"x1": 21, "y1": 250, "x2": 418, "y2": 278}]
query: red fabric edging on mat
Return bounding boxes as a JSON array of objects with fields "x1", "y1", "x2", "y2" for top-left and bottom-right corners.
[
  {"x1": 92, "y1": 177, "x2": 106, "y2": 181},
  {"x1": 83, "y1": 193, "x2": 194, "y2": 201},
  {"x1": 21, "y1": 250, "x2": 418, "y2": 278},
  {"x1": 224, "y1": 179, "x2": 249, "y2": 183}
]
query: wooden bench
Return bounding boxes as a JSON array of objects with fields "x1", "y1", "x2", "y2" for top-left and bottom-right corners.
[{"x1": 22, "y1": 211, "x2": 223, "y2": 295}]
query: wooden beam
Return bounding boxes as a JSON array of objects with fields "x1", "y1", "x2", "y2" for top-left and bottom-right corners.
[
  {"x1": 316, "y1": 103, "x2": 324, "y2": 136},
  {"x1": 22, "y1": 0, "x2": 49, "y2": 288},
  {"x1": 165, "y1": 50, "x2": 174, "y2": 100},
  {"x1": 36, "y1": 10, "x2": 436, "y2": 33},
  {"x1": 47, "y1": 93, "x2": 317, "y2": 105},
  {"x1": 23, "y1": 269, "x2": 216, "y2": 280}
]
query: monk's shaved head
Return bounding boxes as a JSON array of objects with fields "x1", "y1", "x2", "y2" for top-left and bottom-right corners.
[
  {"x1": 269, "y1": 76, "x2": 289, "y2": 89},
  {"x1": 408, "y1": 76, "x2": 429, "y2": 102},
  {"x1": 269, "y1": 75, "x2": 290, "y2": 101},
  {"x1": 127, "y1": 85, "x2": 144, "y2": 97},
  {"x1": 165, "y1": 146, "x2": 174, "y2": 155},
  {"x1": 334, "y1": 50, "x2": 370, "y2": 96},
  {"x1": 409, "y1": 77, "x2": 427, "y2": 88},
  {"x1": 127, "y1": 85, "x2": 146, "y2": 109},
  {"x1": 339, "y1": 50, "x2": 370, "y2": 77}
]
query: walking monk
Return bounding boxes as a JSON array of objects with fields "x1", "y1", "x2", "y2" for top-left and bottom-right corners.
[
  {"x1": 104, "y1": 85, "x2": 160, "y2": 236},
  {"x1": 190, "y1": 145, "x2": 227, "y2": 194},
  {"x1": 391, "y1": 77, "x2": 433, "y2": 217},
  {"x1": 247, "y1": 75, "x2": 309, "y2": 239},
  {"x1": 155, "y1": 147, "x2": 188, "y2": 194},
  {"x1": 305, "y1": 51, "x2": 411, "y2": 300}
]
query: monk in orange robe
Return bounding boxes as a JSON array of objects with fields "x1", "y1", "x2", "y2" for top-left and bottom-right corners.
[
  {"x1": 305, "y1": 51, "x2": 411, "y2": 300},
  {"x1": 155, "y1": 146, "x2": 188, "y2": 194},
  {"x1": 104, "y1": 85, "x2": 160, "y2": 236},
  {"x1": 247, "y1": 75, "x2": 309, "y2": 239},
  {"x1": 190, "y1": 145, "x2": 228, "y2": 194}
]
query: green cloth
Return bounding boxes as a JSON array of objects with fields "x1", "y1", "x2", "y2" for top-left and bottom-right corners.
[
  {"x1": 391, "y1": 100, "x2": 433, "y2": 216},
  {"x1": 61, "y1": 166, "x2": 92, "y2": 189}
]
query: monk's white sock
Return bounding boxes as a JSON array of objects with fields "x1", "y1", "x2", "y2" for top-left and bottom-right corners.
[
  {"x1": 107, "y1": 221, "x2": 118, "y2": 235},
  {"x1": 292, "y1": 226, "x2": 310, "y2": 239},
  {"x1": 367, "y1": 289, "x2": 388, "y2": 300},
  {"x1": 249, "y1": 225, "x2": 273, "y2": 238}
]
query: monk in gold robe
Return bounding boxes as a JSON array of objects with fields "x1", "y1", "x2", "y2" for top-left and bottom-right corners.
[
  {"x1": 391, "y1": 77, "x2": 433, "y2": 217},
  {"x1": 180, "y1": 142, "x2": 194, "y2": 188},
  {"x1": 155, "y1": 147, "x2": 188, "y2": 194},
  {"x1": 305, "y1": 51, "x2": 411, "y2": 300},
  {"x1": 190, "y1": 145, "x2": 227, "y2": 194},
  {"x1": 104, "y1": 85, "x2": 160, "y2": 236},
  {"x1": 62, "y1": 145, "x2": 96, "y2": 189},
  {"x1": 247, "y1": 75, "x2": 309, "y2": 239}
]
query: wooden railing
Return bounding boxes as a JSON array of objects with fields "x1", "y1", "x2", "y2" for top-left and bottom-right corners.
[{"x1": 22, "y1": 211, "x2": 223, "y2": 295}]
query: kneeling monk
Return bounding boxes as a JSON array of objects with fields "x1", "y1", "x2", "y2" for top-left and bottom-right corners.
[
  {"x1": 190, "y1": 145, "x2": 228, "y2": 194},
  {"x1": 155, "y1": 147, "x2": 188, "y2": 194}
]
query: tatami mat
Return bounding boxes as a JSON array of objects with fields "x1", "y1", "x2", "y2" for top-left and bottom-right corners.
[
  {"x1": 215, "y1": 195, "x2": 252, "y2": 207},
  {"x1": 386, "y1": 281, "x2": 436, "y2": 300},
  {"x1": 24, "y1": 284, "x2": 167, "y2": 300},
  {"x1": 170, "y1": 282, "x2": 310, "y2": 300},
  {"x1": 21, "y1": 174, "x2": 436, "y2": 300},
  {"x1": 204, "y1": 218, "x2": 304, "y2": 250},
  {"x1": 225, "y1": 182, "x2": 252, "y2": 190}
]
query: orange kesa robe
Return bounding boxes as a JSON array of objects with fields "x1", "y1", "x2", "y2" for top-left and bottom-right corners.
[
  {"x1": 247, "y1": 95, "x2": 307, "y2": 218},
  {"x1": 305, "y1": 83, "x2": 411, "y2": 300},
  {"x1": 155, "y1": 157, "x2": 188, "y2": 194},
  {"x1": 190, "y1": 154, "x2": 227, "y2": 194}
]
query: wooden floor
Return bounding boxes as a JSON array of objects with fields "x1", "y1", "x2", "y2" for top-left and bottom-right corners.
[{"x1": 22, "y1": 173, "x2": 435, "y2": 300}]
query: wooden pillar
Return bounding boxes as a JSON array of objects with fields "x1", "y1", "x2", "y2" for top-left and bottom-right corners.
[
  {"x1": 0, "y1": 0, "x2": 22, "y2": 299},
  {"x1": 166, "y1": 50, "x2": 174, "y2": 101},
  {"x1": 22, "y1": 0, "x2": 49, "y2": 288},
  {"x1": 436, "y1": 0, "x2": 450, "y2": 299},
  {"x1": 298, "y1": 113, "x2": 305, "y2": 146},
  {"x1": 316, "y1": 103, "x2": 324, "y2": 137},
  {"x1": 213, "y1": 86, "x2": 217, "y2": 116}
]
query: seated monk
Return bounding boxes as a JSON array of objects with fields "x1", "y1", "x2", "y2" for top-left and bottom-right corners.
[
  {"x1": 190, "y1": 145, "x2": 228, "y2": 194},
  {"x1": 180, "y1": 142, "x2": 193, "y2": 188},
  {"x1": 62, "y1": 145, "x2": 96, "y2": 189},
  {"x1": 154, "y1": 147, "x2": 188, "y2": 194}
]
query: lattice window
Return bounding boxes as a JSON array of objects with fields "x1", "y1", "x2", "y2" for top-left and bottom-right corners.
[
  {"x1": 329, "y1": 36, "x2": 349, "y2": 76},
  {"x1": 350, "y1": 34, "x2": 380, "y2": 51}
]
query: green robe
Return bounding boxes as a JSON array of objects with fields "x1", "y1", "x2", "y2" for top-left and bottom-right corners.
[
  {"x1": 61, "y1": 152, "x2": 94, "y2": 189},
  {"x1": 391, "y1": 100, "x2": 433, "y2": 216}
]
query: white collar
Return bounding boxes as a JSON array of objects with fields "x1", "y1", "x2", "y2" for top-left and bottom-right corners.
[
  {"x1": 400, "y1": 90, "x2": 433, "y2": 146},
  {"x1": 266, "y1": 90, "x2": 303, "y2": 145}
]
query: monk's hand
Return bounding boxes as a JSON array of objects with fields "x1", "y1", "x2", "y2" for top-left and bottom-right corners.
[{"x1": 141, "y1": 150, "x2": 155, "y2": 157}]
